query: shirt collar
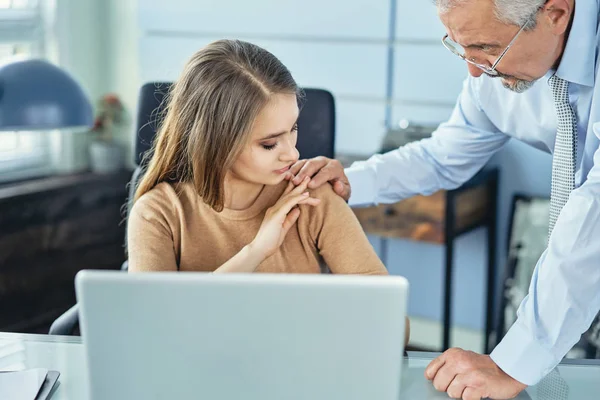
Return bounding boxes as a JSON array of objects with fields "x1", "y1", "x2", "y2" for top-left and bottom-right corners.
[{"x1": 555, "y1": 0, "x2": 599, "y2": 87}]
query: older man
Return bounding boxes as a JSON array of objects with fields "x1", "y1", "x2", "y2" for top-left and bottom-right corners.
[{"x1": 289, "y1": 0, "x2": 600, "y2": 398}]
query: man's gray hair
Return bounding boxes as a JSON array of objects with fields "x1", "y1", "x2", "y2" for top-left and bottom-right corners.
[{"x1": 435, "y1": 0, "x2": 545, "y2": 28}]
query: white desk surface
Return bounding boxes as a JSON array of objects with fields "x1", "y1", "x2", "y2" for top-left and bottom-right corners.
[{"x1": 1, "y1": 332, "x2": 598, "y2": 399}]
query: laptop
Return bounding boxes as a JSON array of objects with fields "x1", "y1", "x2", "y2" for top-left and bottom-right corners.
[{"x1": 75, "y1": 270, "x2": 409, "y2": 400}]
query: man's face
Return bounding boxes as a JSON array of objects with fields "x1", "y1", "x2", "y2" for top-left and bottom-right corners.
[{"x1": 439, "y1": 0, "x2": 569, "y2": 93}]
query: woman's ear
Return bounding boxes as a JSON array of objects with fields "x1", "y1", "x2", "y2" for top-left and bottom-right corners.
[{"x1": 542, "y1": 0, "x2": 573, "y2": 35}]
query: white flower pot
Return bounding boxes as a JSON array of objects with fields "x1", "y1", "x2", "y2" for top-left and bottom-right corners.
[{"x1": 89, "y1": 140, "x2": 123, "y2": 174}]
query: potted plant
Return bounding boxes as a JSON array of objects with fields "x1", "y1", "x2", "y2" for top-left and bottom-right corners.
[{"x1": 89, "y1": 93, "x2": 125, "y2": 173}]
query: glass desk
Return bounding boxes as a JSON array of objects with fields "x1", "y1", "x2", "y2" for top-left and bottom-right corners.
[{"x1": 1, "y1": 332, "x2": 598, "y2": 399}]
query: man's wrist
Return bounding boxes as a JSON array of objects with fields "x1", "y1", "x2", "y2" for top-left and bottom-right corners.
[{"x1": 490, "y1": 320, "x2": 560, "y2": 386}]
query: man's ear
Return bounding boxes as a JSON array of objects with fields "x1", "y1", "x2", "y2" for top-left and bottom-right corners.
[{"x1": 541, "y1": 0, "x2": 573, "y2": 35}]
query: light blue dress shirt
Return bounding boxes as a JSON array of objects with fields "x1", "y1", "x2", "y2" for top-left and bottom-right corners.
[{"x1": 346, "y1": 0, "x2": 600, "y2": 386}]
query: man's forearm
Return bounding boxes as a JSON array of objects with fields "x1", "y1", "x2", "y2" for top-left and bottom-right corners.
[{"x1": 346, "y1": 132, "x2": 504, "y2": 206}]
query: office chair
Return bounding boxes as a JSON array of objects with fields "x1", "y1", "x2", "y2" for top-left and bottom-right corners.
[{"x1": 49, "y1": 83, "x2": 336, "y2": 336}]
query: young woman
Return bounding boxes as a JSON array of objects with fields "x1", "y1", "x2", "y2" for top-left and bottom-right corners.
[{"x1": 127, "y1": 39, "x2": 409, "y2": 342}]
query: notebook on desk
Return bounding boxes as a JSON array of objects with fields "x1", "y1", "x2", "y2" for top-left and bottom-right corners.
[
  {"x1": 0, "y1": 368, "x2": 60, "y2": 400},
  {"x1": 75, "y1": 271, "x2": 409, "y2": 400}
]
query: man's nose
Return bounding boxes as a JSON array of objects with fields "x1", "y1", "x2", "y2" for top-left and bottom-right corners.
[{"x1": 467, "y1": 63, "x2": 485, "y2": 78}]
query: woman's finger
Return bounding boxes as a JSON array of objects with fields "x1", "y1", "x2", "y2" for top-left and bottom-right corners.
[
  {"x1": 291, "y1": 157, "x2": 328, "y2": 185},
  {"x1": 297, "y1": 197, "x2": 321, "y2": 206},
  {"x1": 281, "y1": 207, "x2": 301, "y2": 233},
  {"x1": 283, "y1": 178, "x2": 297, "y2": 195},
  {"x1": 287, "y1": 176, "x2": 310, "y2": 196},
  {"x1": 283, "y1": 175, "x2": 309, "y2": 196},
  {"x1": 273, "y1": 192, "x2": 310, "y2": 216},
  {"x1": 288, "y1": 159, "x2": 308, "y2": 177}
]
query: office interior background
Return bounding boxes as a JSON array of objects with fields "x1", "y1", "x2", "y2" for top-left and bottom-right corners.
[{"x1": 0, "y1": 0, "x2": 556, "y2": 353}]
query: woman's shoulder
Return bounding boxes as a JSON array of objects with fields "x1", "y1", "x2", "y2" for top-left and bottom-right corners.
[
  {"x1": 299, "y1": 182, "x2": 351, "y2": 224},
  {"x1": 309, "y1": 183, "x2": 343, "y2": 201},
  {"x1": 135, "y1": 182, "x2": 177, "y2": 208},
  {"x1": 132, "y1": 181, "x2": 194, "y2": 220}
]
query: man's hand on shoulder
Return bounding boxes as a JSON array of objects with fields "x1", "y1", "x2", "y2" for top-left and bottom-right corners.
[{"x1": 286, "y1": 156, "x2": 351, "y2": 202}]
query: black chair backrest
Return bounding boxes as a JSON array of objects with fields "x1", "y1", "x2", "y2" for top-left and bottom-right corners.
[
  {"x1": 296, "y1": 89, "x2": 335, "y2": 159},
  {"x1": 135, "y1": 82, "x2": 172, "y2": 166}
]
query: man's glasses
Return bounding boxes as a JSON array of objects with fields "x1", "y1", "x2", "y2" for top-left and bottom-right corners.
[{"x1": 441, "y1": 14, "x2": 535, "y2": 76}]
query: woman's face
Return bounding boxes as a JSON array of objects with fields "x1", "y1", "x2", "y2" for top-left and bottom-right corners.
[{"x1": 229, "y1": 92, "x2": 300, "y2": 186}]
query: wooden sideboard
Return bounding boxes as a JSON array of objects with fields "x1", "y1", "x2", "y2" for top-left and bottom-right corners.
[{"x1": 352, "y1": 183, "x2": 490, "y2": 244}]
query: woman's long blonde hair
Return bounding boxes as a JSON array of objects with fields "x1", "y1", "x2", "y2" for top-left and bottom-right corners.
[{"x1": 134, "y1": 39, "x2": 302, "y2": 211}]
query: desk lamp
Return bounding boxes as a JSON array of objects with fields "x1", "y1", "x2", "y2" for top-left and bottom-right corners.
[{"x1": 0, "y1": 58, "x2": 93, "y2": 131}]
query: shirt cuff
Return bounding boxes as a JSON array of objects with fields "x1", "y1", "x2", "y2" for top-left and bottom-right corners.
[
  {"x1": 490, "y1": 320, "x2": 561, "y2": 386},
  {"x1": 345, "y1": 164, "x2": 377, "y2": 207}
]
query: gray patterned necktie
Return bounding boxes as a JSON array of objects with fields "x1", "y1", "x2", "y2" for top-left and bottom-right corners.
[{"x1": 548, "y1": 74, "x2": 577, "y2": 236}]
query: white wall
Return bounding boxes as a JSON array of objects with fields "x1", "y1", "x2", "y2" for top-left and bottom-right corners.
[
  {"x1": 101, "y1": 0, "x2": 466, "y2": 166},
  {"x1": 104, "y1": 0, "x2": 140, "y2": 167},
  {"x1": 137, "y1": 0, "x2": 393, "y2": 156},
  {"x1": 53, "y1": 0, "x2": 464, "y2": 170},
  {"x1": 391, "y1": 1, "x2": 463, "y2": 127},
  {"x1": 54, "y1": 0, "x2": 108, "y2": 105},
  {"x1": 49, "y1": 0, "x2": 140, "y2": 170},
  {"x1": 41, "y1": 0, "x2": 109, "y2": 175}
]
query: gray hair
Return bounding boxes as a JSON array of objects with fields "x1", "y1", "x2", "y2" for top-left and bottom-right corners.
[{"x1": 435, "y1": 0, "x2": 545, "y2": 29}]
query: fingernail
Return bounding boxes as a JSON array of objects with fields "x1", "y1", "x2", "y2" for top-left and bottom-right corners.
[{"x1": 302, "y1": 192, "x2": 309, "y2": 196}]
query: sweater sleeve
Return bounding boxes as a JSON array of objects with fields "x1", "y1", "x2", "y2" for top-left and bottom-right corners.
[
  {"x1": 305, "y1": 185, "x2": 388, "y2": 275},
  {"x1": 127, "y1": 184, "x2": 179, "y2": 272}
]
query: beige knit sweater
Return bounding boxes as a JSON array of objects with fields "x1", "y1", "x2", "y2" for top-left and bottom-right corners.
[{"x1": 127, "y1": 180, "x2": 387, "y2": 275}]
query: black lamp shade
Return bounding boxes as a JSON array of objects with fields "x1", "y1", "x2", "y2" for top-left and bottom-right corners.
[{"x1": 0, "y1": 58, "x2": 93, "y2": 131}]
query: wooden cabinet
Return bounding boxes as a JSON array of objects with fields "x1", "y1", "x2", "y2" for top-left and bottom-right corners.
[
  {"x1": 0, "y1": 171, "x2": 131, "y2": 333},
  {"x1": 352, "y1": 184, "x2": 491, "y2": 244}
]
